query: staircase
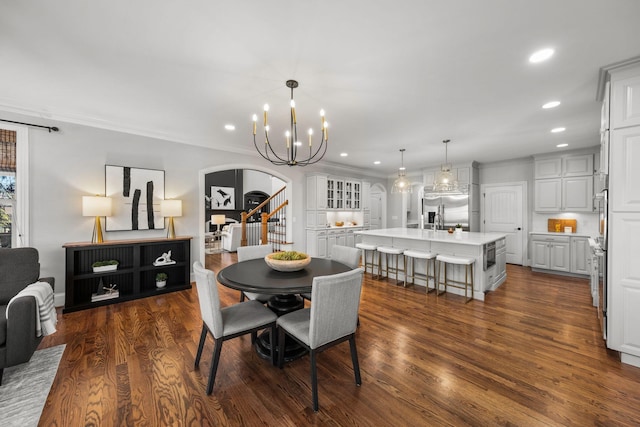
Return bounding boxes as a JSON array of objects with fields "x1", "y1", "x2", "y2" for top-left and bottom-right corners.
[{"x1": 240, "y1": 186, "x2": 290, "y2": 251}]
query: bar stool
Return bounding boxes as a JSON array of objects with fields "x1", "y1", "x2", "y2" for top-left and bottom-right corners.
[
  {"x1": 355, "y1": 242, "x2": 378, "y2": 278},
  {"x1": 435, "y1": 254, "x2": 474, "y2": 303},
  {"x1": 377, "y1": 246, "x2": 406, "y2": 286},
  {"x1": 403, "y1": 249, "x2": 437, "y2": 292}
]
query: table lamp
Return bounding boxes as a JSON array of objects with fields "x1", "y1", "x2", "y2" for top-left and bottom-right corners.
[
  {"x1": 212, "y1": 214, "x2": 226, "y2": 234},
  {"x1": 161, "y1": 199, "x2": 182, "y2": 239},
  {"x1": 82, "y1": 195, "x2": 112, "y2": 243}
]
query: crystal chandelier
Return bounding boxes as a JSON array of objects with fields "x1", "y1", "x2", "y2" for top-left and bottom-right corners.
[
  {"x1": 433, "y1": 139, "x2": 463, "y2": 193},
  {"x1": 252, "y1": 80, "x2": 328, "y2": 166},
  {"x1": 391, "y1": 149, "x2": 412, "y2": 194}
]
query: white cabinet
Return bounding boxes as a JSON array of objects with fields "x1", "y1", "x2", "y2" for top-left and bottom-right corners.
[
  {"x1": 562, "y1": 155, "x2": 594, "y2": 177},
  {"x1": 571, "y1": 237, "x2": 590, "y2": 275},
  {"x1": 534, "y1": 179, "x2": 562, "y2": 211},
  {"x1": 610, "y1": 127, "x2": 640, "y2": 212},
  {"x1": 306, "y1": 175, "x2": 327, "y2": 210},
  {"x1": 611, "y1": 72, "x2": 640, "y2": 129},
  {"x1": 534, "y1": 158, "x2": 562, "y2": 178},
  {"x1": 306, "y1": 229, "x2": 327, "y2": 257},
  {"x1": 534, "y1": 154, "x2": 595, "y2": 212},
  {"x1": 562, "y1": 176, "x2": 594, "y2": 211},
  {"x1": 362, "y1": 181, "x2": 371, "y2": 210},
  {"x1": 327, "y1": 178, "x2": 344, "y2": 209},
  {"x1": 344, "y1": 180, "x2": 361, "y2": 210},
  {"x1": 530, "y1": 234, "x2": 571, "y2": 273},
  {"x1": 607, "y1": 62, "x2": 640, "y2": 366}
]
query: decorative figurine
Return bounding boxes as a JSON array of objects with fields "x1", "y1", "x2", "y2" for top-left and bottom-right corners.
[{"x1": 153, "y1": 250, "x2": 176, "y2": 266}]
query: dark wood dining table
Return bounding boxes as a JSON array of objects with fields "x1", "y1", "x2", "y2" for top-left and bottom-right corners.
[{"x1": 217, "y1": 257, "x2": 351, "y2": 361}]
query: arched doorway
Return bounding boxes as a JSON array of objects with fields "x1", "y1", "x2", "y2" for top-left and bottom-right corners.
[{"x1": 198, "y1": 164, "x2": 293, "y2": 267}]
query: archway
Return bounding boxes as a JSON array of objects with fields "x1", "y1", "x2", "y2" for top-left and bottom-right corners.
[{"x1": 198, "y1": 164, "x2": 293, "y2": 267}]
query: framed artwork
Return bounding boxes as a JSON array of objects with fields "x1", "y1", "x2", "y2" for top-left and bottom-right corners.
[
  {"x1": 105, "y1": 165, "x2": 165, "y2": 231},
  {"x1": 211, "y1": 186, "x2": 235, "y2": 209}
]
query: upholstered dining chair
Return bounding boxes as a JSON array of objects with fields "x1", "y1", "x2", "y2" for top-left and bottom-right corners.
[
  {"x1": 277, "y1": 268, "x2": 364, "y2": 411},
  {"x1": 301, "y1": 244, "x2": 361, "y2": 302},
  {"x1": 192, "y1": 262, "x2": 277, "y2": 394},
  {"x1": 236, "y1": 244, "x2": 274, "y2": 303}
]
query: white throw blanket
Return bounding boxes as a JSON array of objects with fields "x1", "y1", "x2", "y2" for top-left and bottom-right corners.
[{"x1": 6, "y1": 281, "x2": 57, "y2": 336}]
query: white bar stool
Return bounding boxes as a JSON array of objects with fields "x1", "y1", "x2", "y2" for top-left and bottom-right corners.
[
  {"x1": 435, "y1": 254, "x2": 475, "y2": 303},
  {"x1": 403, "y1": 249, "x2": 437, "y2": 292},
  {"x1": 377, "y1": 246, "x2": 406, "y2": 286},
  {"x1": 355, "y1": 243, "x2": 378, "y2": 278}
]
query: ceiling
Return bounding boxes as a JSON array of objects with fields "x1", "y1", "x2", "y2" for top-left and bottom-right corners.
[{"x1": 2, "y1": 1, "x2": 640, "y2": 175}]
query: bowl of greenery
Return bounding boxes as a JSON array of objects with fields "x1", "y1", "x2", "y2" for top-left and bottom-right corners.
[
  {"x1": 264, "y1": 251, "x2": 311, "y2": 272},
  {"x1": 92, "y1": 260, "x2": 119, "y2": 273}
]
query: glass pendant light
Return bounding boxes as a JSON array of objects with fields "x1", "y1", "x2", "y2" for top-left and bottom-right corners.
[
  {"x1": 433, "y1": 139, "x2": 463, "y2": 193},
  {"x1": 391, "y1": 149, "x2": 412, "y2": 194}
]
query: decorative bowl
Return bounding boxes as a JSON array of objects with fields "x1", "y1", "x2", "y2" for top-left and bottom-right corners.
[{"x1": 264, "y1": 252, "x2": 311, "y2": 272}]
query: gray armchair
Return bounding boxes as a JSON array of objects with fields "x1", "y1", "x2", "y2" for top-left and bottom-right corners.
[{"x1": 0, "y1": 247, "x2": 55, "y2": 385}]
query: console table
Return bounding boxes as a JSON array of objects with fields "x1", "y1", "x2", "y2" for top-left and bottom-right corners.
[{"x1": 63, "y1": 236, "x2": 192, "y2": 313}]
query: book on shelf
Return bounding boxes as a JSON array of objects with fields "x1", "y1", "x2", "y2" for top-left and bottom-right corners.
[{"x1": 91, "y1": 290, "x2": 119, "y2": 302}]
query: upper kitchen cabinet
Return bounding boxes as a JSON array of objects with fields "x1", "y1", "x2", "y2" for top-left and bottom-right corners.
[
  {"x1": 534, "y1": 158, "x2": 562, "y2": 178},
  {"x1": 306, "y1": 174, "x2": 327, "y2": 210},
  {"x1": 327, "y1": 177, "x2": 345, "y2": 210},
  {"x1": 344, "y1": 180, "x2": 362, "y2": 210},
  {"x1": 611, "y1": 71, "x2": 640, "y2": 129},
  {"x1": 534, "y1": 153, "x2": 595, "y2": 212}
]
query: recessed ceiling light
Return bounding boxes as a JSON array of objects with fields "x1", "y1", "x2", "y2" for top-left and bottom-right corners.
[
  {"x1": 542, "y1": 101, "x2": 561, "y2": 109},
  {"x1": 224, "y1": 124, "x2": 235, "y2": 131},
  {"x1": 340, "y1": 152, "x2": 348, "y2": 157},
  {"x1": 551, "y1": 127, "x2": 566, "y2": 133},
  {"x1": 556, "y1": 143, "x2": 569, "y2": 148},
  {"x1": 529, "y1": 48, "x2": 554, "y2": 63},
  {"x1": 374, "y1": 161, "x2": 381, "y2": 165}
]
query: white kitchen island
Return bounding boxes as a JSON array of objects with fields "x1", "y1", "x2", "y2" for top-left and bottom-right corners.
[{"x1": 355, "y1": 228, "x2": 507, "y2": 301}]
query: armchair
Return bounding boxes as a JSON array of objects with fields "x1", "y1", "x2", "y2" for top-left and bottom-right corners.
[{"x1": 0, "y1": 248, "x2": 55, "y2": 385}]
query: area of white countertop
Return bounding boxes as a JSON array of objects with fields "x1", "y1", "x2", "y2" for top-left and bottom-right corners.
[
  {"x1": 529, "y1": 231, "x2": 594, "y2": 238},
  {"x1": 355, "y1": 227, "x2": 506, "y2": 246}
]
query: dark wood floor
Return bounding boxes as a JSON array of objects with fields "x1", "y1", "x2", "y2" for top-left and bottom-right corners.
[{"x1": 38, "y1": 252, "x2": 640, "y2": 426}]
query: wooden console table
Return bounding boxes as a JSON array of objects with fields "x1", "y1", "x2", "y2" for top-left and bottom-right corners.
[{"x1": 62, "y1": 236, "x2": 192, "y2": 313}]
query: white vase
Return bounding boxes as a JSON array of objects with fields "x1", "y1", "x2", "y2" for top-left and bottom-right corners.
[
  {"x1": 454, "y1": 228, "x2": 462, "y2": 235},
  {"x1": 156, "y1": 280, "x2": 166, "y2": 289}
]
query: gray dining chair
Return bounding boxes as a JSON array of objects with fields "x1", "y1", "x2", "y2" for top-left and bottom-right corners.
[
  {"x1": 192, "y1": 261, "x2": 277, "y2": 394},
  {"x1": 301, "y1": 244, "x2": 360, "y2": 302},
  {"x1": 277, "y1": 267, "x2": 364, "y2": 411},
  {"x1": 237, "y1": 244, "x2": 274, "y2": 303}
]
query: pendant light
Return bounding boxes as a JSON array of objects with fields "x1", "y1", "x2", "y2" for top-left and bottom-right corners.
[
  {"x1": 433, "y1": 139, "x2": 463, "y2": 194},
  {"x1": 391, "y1": 149, "x2": 412, "y2": 194}
]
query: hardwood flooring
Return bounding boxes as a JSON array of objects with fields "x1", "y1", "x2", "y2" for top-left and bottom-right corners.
[{"x1": 38, "y1": 253, "x2": 640, "y2": 426}]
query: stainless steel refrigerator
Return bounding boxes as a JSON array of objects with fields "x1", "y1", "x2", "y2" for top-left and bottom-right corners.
[{"x1": 422, "y1": 194, "x2": 469, "y2": 230}]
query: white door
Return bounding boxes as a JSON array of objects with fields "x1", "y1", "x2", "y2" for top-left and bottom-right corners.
[
  {"x1": 370, "y1": 191, "x2": 382, "y2": 229},
  {"x1": 482, "y1": 183, "x2": 525, "y2": 265}
]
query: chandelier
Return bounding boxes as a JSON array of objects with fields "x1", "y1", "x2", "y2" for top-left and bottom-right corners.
[
  {"x1": 432, "y1": 139, "x2": 464, "y2": 193},
  {"x1": 391, "y1": 149, "x2": 412, "y2": 194},
  {"x1": 252, "y1": 80, "x2": 328, "y2": 166}
]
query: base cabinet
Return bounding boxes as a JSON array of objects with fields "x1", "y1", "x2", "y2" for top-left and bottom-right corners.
[
  {"x1": 530, "y1": 234, "x2": 571, "y2": 273},
  {"x1": 63, "y1": 237, "x2": 192, "y2": 313}
]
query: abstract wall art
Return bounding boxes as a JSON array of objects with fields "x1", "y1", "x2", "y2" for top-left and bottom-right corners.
[
  {"x1": 105, "y1": 165, "x2": 165, "y2": 231},
  {"x1": 210, "y1": 185, "x2": 235, "y2": 210}
]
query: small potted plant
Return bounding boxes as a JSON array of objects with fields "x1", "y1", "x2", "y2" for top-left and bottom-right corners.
[
  {"x1": 92, "y1": 260, "x2": 119, "y2": 273},
  {"x1": 454, "y1": 224, "x2": 463, "y2": 234},
  {"x1": 155, "y1": 272, "x2": 168, "y2": 289}
]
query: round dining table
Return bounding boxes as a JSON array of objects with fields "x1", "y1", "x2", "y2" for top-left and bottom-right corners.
[{"x1": 217, "y1": 257, "x2": 352, "y2": 361}]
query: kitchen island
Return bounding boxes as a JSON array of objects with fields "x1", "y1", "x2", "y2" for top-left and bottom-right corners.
[{"x1": 355, "y1": 228, "x2": 507, "y2": 301}]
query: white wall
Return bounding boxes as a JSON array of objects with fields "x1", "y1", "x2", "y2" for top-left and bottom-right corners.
[{"x1": 2, "y1": 110, "x2": 385, "y2": 304}]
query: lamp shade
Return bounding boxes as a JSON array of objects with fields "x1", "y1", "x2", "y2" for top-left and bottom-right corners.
[
  {"x1": 161, "y1": 199, "x2": 182, "y2": 217},
  {"x1": 82, "y1": 196, "x2": 112, "y2": 217},
  {"x1": 211, "y1": 214, "x2": 226, "y2": 225}
]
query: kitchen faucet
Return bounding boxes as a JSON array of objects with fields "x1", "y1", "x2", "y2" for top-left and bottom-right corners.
[{"x1": 432, "y1": 212, "x2": 443, "y2": 231}]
